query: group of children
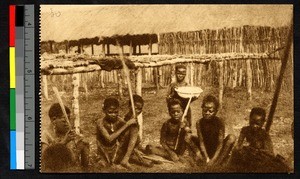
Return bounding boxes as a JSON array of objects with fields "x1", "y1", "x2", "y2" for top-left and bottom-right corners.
[{"x1": 41, "y1": 64, "x2": 290, "y2": 172}]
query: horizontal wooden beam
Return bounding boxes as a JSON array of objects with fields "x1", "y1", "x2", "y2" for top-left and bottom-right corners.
[{"x1": 41, "y1": 53, "x2": 280, "y2": 75}]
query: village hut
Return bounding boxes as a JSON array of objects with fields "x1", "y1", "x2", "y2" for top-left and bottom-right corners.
[{"x1": 40, "y1": 5, "x2": 293, "y2": 138}]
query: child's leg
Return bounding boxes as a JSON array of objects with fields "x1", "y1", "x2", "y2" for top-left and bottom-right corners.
[
  {"x1": 145, "y1": 145, "x2": 171, "y2": 160},
  {"x1": 186, "y1": 107, "x2": 192, "y2": 127},
  {"x1": 215, "y1": 134, "x2": 236, "y2": 165},
  {"x1": 185, "y1": 134, "x2": 205, "y2": 162},
  {"x1": 77, "y1": 140, "x2": 90, "y2": 169},
  {"x1": 119, "y1": 125, "x2": 139, "y2": 167},
  {"x1": 129, "y1": 150, "x2": 154, "y2": 167}
]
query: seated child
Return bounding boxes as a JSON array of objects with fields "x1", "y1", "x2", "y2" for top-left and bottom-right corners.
[
  {"x1": 185, "y1": 95, "x2": 236, "y2": 166},
  {"x1": 96, "y1": 97, "x2": 139, "y2": 169},
  {"x1": 145, "y1": 98, "x2": 191, "y2": 162},
  {"x1": 235, "y1": 107, "x2": 274, "y2": 155},
  {"x1": 41, "y1": 103, "x2": 89, "y2": 171},
  {"x1": 123, "y1": 94, "x2": 154, "y2": 167},
  {"x1": 166, "y1": 64, "x2": 194, "y2": 127},
  {"x1": 231, "y1": 107, "x2": 290, "y2": 172}
]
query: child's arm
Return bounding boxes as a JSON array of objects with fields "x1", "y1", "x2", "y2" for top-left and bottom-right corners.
[
  {"x1": 196, "y1": 120, "x2": 209, "y2": 161},
  {"x1": 208, "y1": 122, "x2": 225, "y2": 165},
  {"x1": 166, "y1": 83, "x2": 176, "y2": 102},
  {"x1": 263, "y1": 133, "x2": 274, "y2": 155},
  {"x1": 160, "y1": 123, "x2": 179, "y2": 161},
  {"x1": 236, "y1": 127, "x2": 246, "y2": 150},
  {"x1": 98, "y1": 118, "x2": 137, "y2": 143}
]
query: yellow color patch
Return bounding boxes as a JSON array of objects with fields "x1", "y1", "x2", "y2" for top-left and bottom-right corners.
[{"x1": 10, "y1": 47, "x2": 16, "y2": 88}]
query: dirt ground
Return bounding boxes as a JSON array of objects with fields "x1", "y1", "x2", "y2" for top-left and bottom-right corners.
[{"x1": 40, "y1": 82, "x2": 294, "y2": 173}]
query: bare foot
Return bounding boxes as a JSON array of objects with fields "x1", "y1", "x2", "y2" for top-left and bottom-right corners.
[{"x1": 120, "y1": 160, "x2": 133, "y2": 170}]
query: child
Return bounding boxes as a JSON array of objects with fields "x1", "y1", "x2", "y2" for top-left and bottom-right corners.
[
  {"x1": 235, "y1": 107, "x2": 274, "y2": 155},
  {"x1": 145, "y1": 98, "x2": 191, "y2": 162},
  {"x1": 123, "y1": 94, "x2": 154, "y2": 167},
  {"x1": 166, "y1": 64, "x2": 194, "y2": 127},
  {"x1": 41, "y1": 103, "x2": 89, "y2": 171},
  {"x1": 185, "y1": 95, "x2": 236, "y2": 166},
  {"x1": 231, "y1": 107, "x2": 291, "y2": 172},
  {"x1": 96, "y1": 97, "x2": 138, "y2": 169}
]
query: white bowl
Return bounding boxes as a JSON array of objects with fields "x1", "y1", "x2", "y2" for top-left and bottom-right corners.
[{"x1": 175, "y1": 86, "x2": 203, "y2": 98}]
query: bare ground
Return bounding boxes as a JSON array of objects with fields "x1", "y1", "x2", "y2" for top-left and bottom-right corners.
[{"x1": 40, "y1": 83, "x2": 294, "y2": 173}]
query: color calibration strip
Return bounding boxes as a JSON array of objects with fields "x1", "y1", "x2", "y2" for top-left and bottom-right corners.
[
  {"x1": 9, "y1": 4, "x2": 17, "y2": 170},
  {"x1": 9, "y1": 4, "x2": 35, "y2": 170}
]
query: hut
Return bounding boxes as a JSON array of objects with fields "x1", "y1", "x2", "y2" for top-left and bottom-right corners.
[{"x1": 40, "y1": 5, "x2": 293, "y2": 138}]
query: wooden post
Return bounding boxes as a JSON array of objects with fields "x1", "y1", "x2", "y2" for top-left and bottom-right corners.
[
  {"x1": 42, "y1": 75, "x2": 49, "y2": 100},
  {"x1": 107, "y1": 44, "x2": 110, "y2": 55},
  {"x1": 139, "y1": 45, "x2": 141, "y2": 54},
  {"x1": 100, "y1": 70, "x2": 105, "y2": 88},
  {"x1": 102, "y1": 44, "x2": 105, "y2": 56},
  {"x1": 117, "y1": 70, "x2": 123, "y2": 98},
  {"x1": 154, "y1": 67, "x2": 159, "y2": 91},
  {"x1": 49, "y1": 41, "x2": 53, "y2": 53},
  {"x1": 91, "y1": 44, "x2": 94, "y2": 55},
  {"x1": 190, "y1": 63, "x2": 194, "y2": 86},
  {"x1": 133, "y1": 45, "x2": 137, "y2": 55},
  {"x1": 246, "y1": 59, "x2": 252, "y2": 100},
  {"x1": 136, "y1": 68, "x2": 143, "y2": 139},
  {"x1": 232, "y1": 61, "x2": 238, "y2": 88},
  {"x1": 219, "y1": 61, "x2": 224, "y2": 108},
  {"x1": 82, "y1": 73, "x2": 88, "y2": 99},
  {"x1": 72, "y1": 73, "x2": 80, "y2": 134},
  {"x1": 129, "y1": 40, "x2": 133, "y2": 56},
  {"x1": 65, "y1": 41, "x2": 69, "y2": 54},
  {"x1": 148, "y1": 38, "x2": 152, "y2": 55},
  {"x1": 136, "y1": 68, "x2": 142, "y2": 96}
]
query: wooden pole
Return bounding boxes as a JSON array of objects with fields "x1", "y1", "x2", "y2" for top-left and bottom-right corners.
[
  {"x1": 52, "y1": 87, "x2": 71, "y2": 126},
  {"x1": 91, "y1": 44, "x2": 94, "y2": 55},
  {"x1": 138, "y1": 45, "x2": 141, "y2": 55},
  {"x1": 116, "y1": 41, "x2": 136, "y2": 118},
  {"x1": 72, "y1": 73, "x2": 80, "y2": 134},
  {"x1": 117, "y1": 70, "x2": 123, "y2": 98},
  {"x1": 266, "y1": 23, "x2": 293, "y2": 133},
  {"x1": 136, "y1": 68, "x2": 143, "y2": 139},
  {"x1": 129, "y1": 40, "x2": 133, "y2": 56},
  {"x1": 219, "y1": 61, "x2": 224, "y2": 108},
  {"x1": 136, "y1": 68, "x2": 142, "y2": 96},
  {"x1": 107, "y1": 44, "x2": 110, "y2": 55},
  {"x1": 102, "y1": 44, "x2": 105, "y2": 56},
  {"x1": 190, "y1": 63, "x2": 194, "y2": 86},
  {"x1": 42, "y1": 75, "x2": 49, "y2": 100},
  {"x1": 154, "y1": 67, "x2": 159, "y2": 91},
  {"x1": 246, "y1": 59, "x2": 252, "y2": 100},
  {"x1": 148, "y1": 38, "x2": 152, "y2": 55}
]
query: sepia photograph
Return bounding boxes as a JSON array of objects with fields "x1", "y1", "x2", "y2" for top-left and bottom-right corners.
[{"x1": 39, "y1": 5, "x2": 294, "y2": 173}]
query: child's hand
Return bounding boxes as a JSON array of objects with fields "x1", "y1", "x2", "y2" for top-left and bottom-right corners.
[
  {"x1": 62, "y1": 130, "x2": 76, "y2": 144},
  {"x1": 180, "y1": 121, "x2": 187, "y2": 129},
  {"x1": 195, "y1": 151, "x2": 204, "y2": 161},
  {"x1": 127, "y1": 118, "x2": 138, "y2": 126},
  {"x1": 170, "y1": 153, "x2": 179, "y2": 162}
]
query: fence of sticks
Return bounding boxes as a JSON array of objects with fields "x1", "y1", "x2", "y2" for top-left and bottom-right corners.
[{"x1": 41, "y1": 25, "x2": 293, "y2": 139}]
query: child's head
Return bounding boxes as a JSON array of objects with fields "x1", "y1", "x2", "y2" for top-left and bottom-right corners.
[
  {"x1": 48, "y1": 103, "x2": 71, "y2": 134},
  {"x1": 103, "y1": 97, "x2": 119, "y2": 121},
  {"x1": 175, "y1": 64, "x2": 187, "y2": 82},
  {"x1": 249, "y1": 107, "x2": 266, "y2": 129},
  {"x1": 201, "y1": 95, "x2": 219, "y2": 120},
  {"x1": 128, "y1": 94, "x2": 144, "y2": 116},
  {"x1": 167, "y1": 98, "x2": 184, "y2": 122}
]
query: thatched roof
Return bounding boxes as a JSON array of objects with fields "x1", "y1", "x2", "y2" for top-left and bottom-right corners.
[{"x1": 40, "y1": 5, "x2": 292, "y2": 43}]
